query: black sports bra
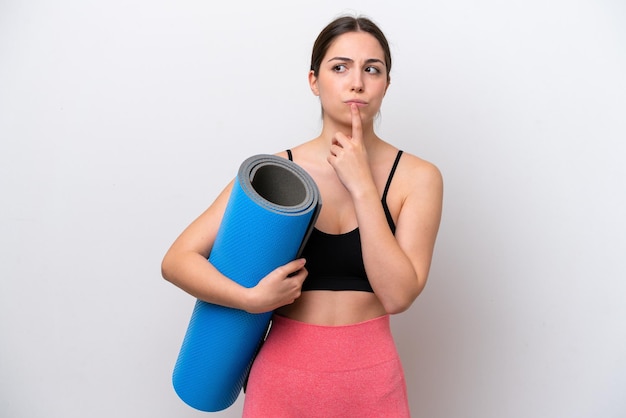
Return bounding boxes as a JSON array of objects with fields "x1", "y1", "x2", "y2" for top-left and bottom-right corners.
[{"x1": 287, "y1": 149, "x2": 403, "y2": 292}]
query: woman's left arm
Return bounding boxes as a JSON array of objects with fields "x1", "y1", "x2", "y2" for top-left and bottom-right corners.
[{"x1": 355, "y1": 157, "x2": 443, "y2": 314}]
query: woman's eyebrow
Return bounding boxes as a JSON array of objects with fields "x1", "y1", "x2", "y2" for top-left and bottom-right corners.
[
  {"x1": 327, "y1": 56, "x2": 352, "y2": 63},
  {"x1": 326, "y1": 57, "x2": 385, "y2": 66}
]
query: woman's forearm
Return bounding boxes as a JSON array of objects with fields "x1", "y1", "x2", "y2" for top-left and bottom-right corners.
[{"x1": 161, "y1": 250, "x2": 253, "y2": 310}]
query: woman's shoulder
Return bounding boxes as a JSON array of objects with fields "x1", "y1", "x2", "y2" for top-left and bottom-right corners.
[
  {"x1": 399, "y1": 150, "x2": 441, "y2": 176},
  {"x1": 274, "y1": 140, "x2": 321, "y2": 162},
  {"x1": 394, "y1": 149, "x2": 443, "y2": 193},
  {"x1": 275, "y1": 149, "x2": 291, "y2": 159}
]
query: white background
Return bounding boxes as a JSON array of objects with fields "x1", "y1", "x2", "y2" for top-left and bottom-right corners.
[{"x1": 1, "y1": 1, "x2": 625, "y2": 417}]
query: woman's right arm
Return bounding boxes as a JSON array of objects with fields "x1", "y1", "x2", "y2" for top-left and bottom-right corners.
[{"x1": 161, "y1": 180, "x2": 308, "y2": 314}]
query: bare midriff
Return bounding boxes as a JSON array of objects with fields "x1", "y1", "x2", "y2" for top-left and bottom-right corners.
[{"x1": 275, "y1": 290, "x2": 387, "y2": 326}]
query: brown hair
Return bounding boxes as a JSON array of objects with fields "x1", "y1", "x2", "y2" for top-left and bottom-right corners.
[{"x1": 310, "y1": 15, "x2": 392, "y2": 82}]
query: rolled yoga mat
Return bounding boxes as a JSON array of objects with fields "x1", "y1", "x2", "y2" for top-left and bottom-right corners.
[{"x1": 172, "y1": 154, "x2": 321, "y2": 412}]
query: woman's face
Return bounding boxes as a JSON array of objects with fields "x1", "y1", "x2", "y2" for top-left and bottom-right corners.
[{"x1": 310, "y1": 31, "x2": 390, "y2": 128}]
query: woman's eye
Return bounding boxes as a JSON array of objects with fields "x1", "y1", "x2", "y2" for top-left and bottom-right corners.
[
  {"x1": 365, "y1": 66, "x2": 381, "y2": 74},
  {"x1": 333, "y1": 64, "x2": 347, "y2": 73}
]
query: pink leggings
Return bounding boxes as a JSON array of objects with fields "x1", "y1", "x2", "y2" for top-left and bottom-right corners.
[{"x1": 242, "y1": 314, "x2": 410, "y2": 417}]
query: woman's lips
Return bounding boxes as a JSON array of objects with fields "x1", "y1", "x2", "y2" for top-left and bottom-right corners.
[{"x1": 345, "y1": 100, "x2": 367, "y2": 107}]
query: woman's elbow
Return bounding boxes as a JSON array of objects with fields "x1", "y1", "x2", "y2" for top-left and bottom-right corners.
[
  {"x1": 161, "y1": 252, "x2": 176, "y2": 283},
  {"x1": 382, "y1": 282, "x2": 425, "y2": 315},
  {"x1": 383, "y1": 295, "x2": 416, "y2": 315}
]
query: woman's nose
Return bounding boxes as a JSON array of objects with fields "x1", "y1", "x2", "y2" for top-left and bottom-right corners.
[
  {"x1": 351, "y1": 84, "x2": 364, "y2": 93},
  {"x1": 351, "y1": 73, "x2": 364, "y2": 93}
]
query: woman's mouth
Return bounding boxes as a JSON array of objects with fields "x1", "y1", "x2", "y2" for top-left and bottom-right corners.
[{"x1": 344, "y1": 100, "x2": 367, "y2": 107}]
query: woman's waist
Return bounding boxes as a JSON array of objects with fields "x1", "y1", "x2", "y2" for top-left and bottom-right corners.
[{"x1": 275, "y1": 290, "x2": 387, "y2": 326}]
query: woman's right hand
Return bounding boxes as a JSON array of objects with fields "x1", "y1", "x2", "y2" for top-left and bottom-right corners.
[{"x1": 245, "y1": 258, "x2": 308, "y2": 314}]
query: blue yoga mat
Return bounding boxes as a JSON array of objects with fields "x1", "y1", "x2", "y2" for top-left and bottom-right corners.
[{"x1": 172, "y1": 154, "x2": 321, "y2": 412}]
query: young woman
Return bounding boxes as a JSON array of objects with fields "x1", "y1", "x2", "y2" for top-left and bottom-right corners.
[{"x1": 162, "y1": 15, "x2": 443, "y2": 417}]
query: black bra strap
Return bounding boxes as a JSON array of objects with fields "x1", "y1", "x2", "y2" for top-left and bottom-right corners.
[
  {"x1": 382, "y1": 150, "x2": 403, "y2": 203},
  {"x1": 286, "y1": 149, "x2": 293, "y2": 161},
  {"x1": 382, "y1": 150, "x2": 403, "y2": 234}
]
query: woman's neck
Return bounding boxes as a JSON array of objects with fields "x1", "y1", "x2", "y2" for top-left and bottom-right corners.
[{"x1": 317, "y1": 119, "x2": 379, "y2": 147}]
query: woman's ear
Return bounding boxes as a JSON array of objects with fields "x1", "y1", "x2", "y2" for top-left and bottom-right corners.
[{"x1": 308, "y1": 70, "x2": 319, "y2": 96}]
